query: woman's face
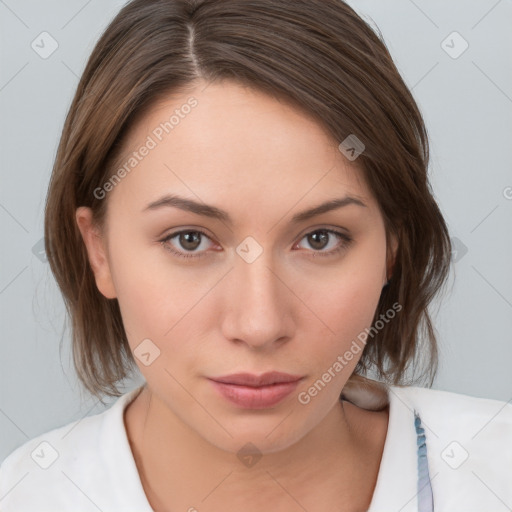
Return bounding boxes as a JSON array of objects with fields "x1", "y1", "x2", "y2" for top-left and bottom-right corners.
[{"x1": 77, "y1": 79, "x2": 396, "y2": 453}]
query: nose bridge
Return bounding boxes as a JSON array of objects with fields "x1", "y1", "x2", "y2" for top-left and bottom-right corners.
[{"x1": 222, "y1": 245, "x2": 292, "y2": 347}]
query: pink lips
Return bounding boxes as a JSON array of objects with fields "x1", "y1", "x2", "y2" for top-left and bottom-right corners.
[{"x1": 208, "y1": 372, "x2": 303, "y2": 409}]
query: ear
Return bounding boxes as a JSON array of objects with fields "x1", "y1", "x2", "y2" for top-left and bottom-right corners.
[
  {"x1": 75, "y1": 207, "x2": 117, "y2": 299},
  {"x1": 385, "y1": 231, "x2": 399, "y2": 284}
]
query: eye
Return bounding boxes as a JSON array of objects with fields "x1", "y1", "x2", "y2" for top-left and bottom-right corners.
[
  {"x1": 295, "y1": 229, "x2": 353, "y2": 258},
  {"x1": 159, "y1": 227, "x2": 353, "y2": 260},
  {"x1": 160, "y1": 229, "x2": 214, "y2": 260}
]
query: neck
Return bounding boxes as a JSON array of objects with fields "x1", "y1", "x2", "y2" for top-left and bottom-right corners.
[{"x1": 124, "y1": 384, "x2": 388, "y2": 512}]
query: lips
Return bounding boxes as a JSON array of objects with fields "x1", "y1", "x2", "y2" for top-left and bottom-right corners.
[
  {"x1": 209, "y1": 371, "x2": 303, "y2": 387},
  {"x1": 208, "y1": 372, "x2": 304, "y2": 409}
]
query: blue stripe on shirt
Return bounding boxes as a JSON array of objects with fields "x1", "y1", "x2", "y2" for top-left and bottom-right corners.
[{"x1": 414, "y1": 411, "x2": 434, "y2": 511}]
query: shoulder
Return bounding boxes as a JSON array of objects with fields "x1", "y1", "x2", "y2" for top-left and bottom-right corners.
[
  {"x1": 0, "y1": 387, "x2": 144, "y2": 512},
  {"x1": 390, "y1": 385, "x2": 512, "y2": 509},
  {"x1": 391, "y1": 384, "x2": 512, "y2": 433},
  {"x1": 390, "y1": 384, "x2": 512, "y2": 449},
  {"x1": 0, "y1": 403, "x2": 111, "y2": 511}
]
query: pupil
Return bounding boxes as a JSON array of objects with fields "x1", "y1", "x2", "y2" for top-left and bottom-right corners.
[
  {"x1": 181, "y1": 232, "x2": 200, "y2": 250},
  {"x1": 309, "y1": 231, "x2": 328, "y2": 250}
]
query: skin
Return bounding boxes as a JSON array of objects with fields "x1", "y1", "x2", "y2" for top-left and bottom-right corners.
[{"x1": 76, "y1": 79, "x2": 397, "y2": 512}]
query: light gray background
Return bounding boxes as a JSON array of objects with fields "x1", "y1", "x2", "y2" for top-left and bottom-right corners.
[{"x1": 1, "y1": 0, "x2": 511, "y2": 463}]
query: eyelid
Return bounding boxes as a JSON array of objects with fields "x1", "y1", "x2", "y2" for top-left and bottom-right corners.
[
  {"x1": 295, "y1": 223, "x2": 351, "y2": 239},
  {"x1": 159, "y1": 228, "x2": 216, "y2": 260},
  {"x1": 159, "y1": 226, "x2": 353, "y2": 260}
]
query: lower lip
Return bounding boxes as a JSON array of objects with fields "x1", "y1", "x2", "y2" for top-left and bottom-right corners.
[{"x1": 209, "y1": 379, "x2": 301, "y2": 409}]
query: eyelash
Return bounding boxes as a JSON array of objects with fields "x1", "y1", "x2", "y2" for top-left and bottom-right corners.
[{"x1": 159, "y1": 228, "x2": 353, "y2": 260}]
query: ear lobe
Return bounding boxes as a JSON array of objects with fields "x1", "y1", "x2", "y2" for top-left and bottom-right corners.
[{"x1": 75, "y1": 207, "x2": 117, "y2": 299}]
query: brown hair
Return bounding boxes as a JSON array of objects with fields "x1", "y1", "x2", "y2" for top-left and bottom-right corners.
[{"x1": 44, "y1": 0, "x2": 452, "y2": 400}]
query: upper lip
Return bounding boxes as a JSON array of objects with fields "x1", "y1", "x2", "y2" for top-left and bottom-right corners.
[{"x1": 209, "y1": 372, "x2": 303, "y2": 387}]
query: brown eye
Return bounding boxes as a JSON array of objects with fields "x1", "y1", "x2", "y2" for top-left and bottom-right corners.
[
  {"x1": 296, "y1": 229, "x2": 353, "y2": 258},
  {"x1": 306, "y1": 230, "x2": 330, "y2": 250},
  {"x1": 160, "y1": 229, "x2": 214, "y2": 259},
  {"x1": 178, "y1": 231, "x2": 202, "y2": 251}
]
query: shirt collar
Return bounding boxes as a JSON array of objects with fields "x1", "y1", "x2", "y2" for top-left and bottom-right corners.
[
  {"x1": 366, "y1": 384, "x2": 420, "y2": 512},
  {"x1": 107, "y1": 383, "x2": 420, "y2": 512}
]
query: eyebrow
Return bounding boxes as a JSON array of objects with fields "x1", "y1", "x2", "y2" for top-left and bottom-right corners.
[{"x1": 143, "y1": 193, "x2": 367, "y2": 224}]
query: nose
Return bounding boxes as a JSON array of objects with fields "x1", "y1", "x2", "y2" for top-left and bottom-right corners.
[{"x1": 220, "y1": 250, "x2": 295, "y2": 350}]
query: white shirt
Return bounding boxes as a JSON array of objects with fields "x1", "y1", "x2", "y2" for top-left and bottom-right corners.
[{"x1": 1, "y1": 384, "x2": 511, "y2": 511}]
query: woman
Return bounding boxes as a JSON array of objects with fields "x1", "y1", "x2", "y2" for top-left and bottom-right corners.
[{"x1": 1, "y1": 1, "x2": 510, "y2": 511}]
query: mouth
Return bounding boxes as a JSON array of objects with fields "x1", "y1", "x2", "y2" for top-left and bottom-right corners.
[
  {"x1": 208, "y1": 372, "x2": 304, "y2": 409},
  {"x1": 209, "y1": 371, "x2": 303, "y2": 387}
]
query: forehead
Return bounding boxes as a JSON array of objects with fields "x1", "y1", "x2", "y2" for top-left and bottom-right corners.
[{"x1": 106, "y1": 80, "x2": 373, "y2": 215}]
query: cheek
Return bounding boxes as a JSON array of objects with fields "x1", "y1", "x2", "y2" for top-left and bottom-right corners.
[
  {"x1": 313, "y1": 255, "x2": 384, "y2": 332},
  {"x1": 108, "y1": 237, "x2": 217, "y2": 371},
  {"x1": 305, "y1": 247, "x2": 385, "y2": 363},
  {"x1": 105, "y1": 235, "x2": 178, "y2": 340},
  {"x1": 332, "y1": 274, "x2": 383, "y2": 335}
]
